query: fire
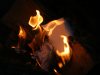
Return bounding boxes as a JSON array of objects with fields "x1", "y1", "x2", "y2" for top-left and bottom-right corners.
[
  {"x1": 19, "y1": 26, "x2": 26, "y2": 39},
  {"x1": 56, "y1": 35, "x2": 69, "y2": 56},
  {"x1": 56, "y1": 35, "x2": 70, "y2": 65},
  {"x1": 11, "y1": 46, "x2": 15, "y2": 48},
  {"x1": 53, "y1": 69, "x2": 57, "y2": 73},
  {"x1": 28, "y1": 10, "x2": 72, "y2": 69},
  {"x1": 28, "y1": 10, "x2": 43, "y2": 30},
  {"x1": 58, "y1": 62, "x2": 63, "y2": 68},
  {"x1": 42, "y1": 18, "x2": 72, "y2": 68},
  {"x1": 43, "y1": 19, "x2": 64, "y2": 36},
  {"x1": 36, "y1": 59, "x2": 41, "y2": 67},
  {"x1": 28, "y1": 10, "x2": 44, "y2": 50}
]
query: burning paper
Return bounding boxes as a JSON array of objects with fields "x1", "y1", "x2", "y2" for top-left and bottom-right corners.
[
  {"x1": 42, "y1": 18, "x2": 73, "y2": 67},
  {"x1": 28, "y1": 10, "x2": 73, "y2": 71},
  {"x1": 42, "y1": 18, "x2": 73, "y2": 52}
]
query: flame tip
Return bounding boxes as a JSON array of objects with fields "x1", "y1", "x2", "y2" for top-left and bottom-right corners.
[
  {"x1": 53, "y1": 69, "x2": 57, "y2": 73},
  {"x1": 19, "y1": 26, "x2": 26, "y2": 39},
  {"x1": 28, "y1": 10, "x2": 43, "y2": 30}
]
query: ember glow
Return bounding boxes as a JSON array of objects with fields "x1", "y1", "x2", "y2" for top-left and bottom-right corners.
[
  {"x1": 53, "y1": 69, "x2": 57, "y2": 73},
  {"x1": 36, "y1": 59, "x2": 41, "y2": 67},
  {"x1": 11, "y1": 46, "x2": 15, "y2": 48},
  {"x1": 19, "y1": 26, "x2": 26, "y2": 39},
  {"x1": 28, "y1": 10, "x2": 43, "y2": 30},
  {"x1": 56, "y1": 35, "x2": 70, "y2": 66},
  {"x1": 58, "y1": 62, "x2": 63, "y2": 68}
]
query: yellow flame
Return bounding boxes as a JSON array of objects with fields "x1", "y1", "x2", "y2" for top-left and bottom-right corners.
[
  {"x1": 56, "y1": 35, "x2": 70, "y2": 66},
  {"x1": 43, "y1": 19, "x2": 64, "y2": 36},
  {"x1": 56, "y1": 35, "x2": 69, "y2": 56},
  {"x1": 28, "y1": 10, "x2": 43, "y2": 30},
  {"x1": 53, "y1": 69, "x2": 57, "y2": 73},
  {"x1": 19, "y1": 26, "x2": 26, "y2": 39}
]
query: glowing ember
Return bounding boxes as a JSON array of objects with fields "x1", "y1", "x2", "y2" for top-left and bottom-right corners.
[
  {"x1": 30, "y1": 52, "x2": 33, "y2": 56},
  {"x1": 18, "y1": 26, "x2": 26, "y2": 39},
  {"x1": 58, "y1": 62, "x2": 63, "y2": 68},
  {"x1": 36, "y1": 59, "x2": 41, "y2": 67},
  {"x1": 53, "y1": 69, "x2": 57, "y2": 73},
  {"x1": 28, "y1": 10, "x2": 43, "y2": 30},
  {"x1": 11, "y1": 46, "x2": 15, "y2": 48}
]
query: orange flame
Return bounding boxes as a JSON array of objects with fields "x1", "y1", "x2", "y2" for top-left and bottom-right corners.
[
  {"x1": 58, "y1": 62, "x2": 63, "y2": 68},
  {"x1": 11, "y1": 46, "x2": 15, "y2": 48},
  {"x1": 43, "y1": 19, "x2": 64, "y2": 36},
  {"x1": 56, "y1": 35, "x2": 70, "y2": 65},
  {"x1": 19, "y1": 26, "x2": 26, "y2": 39},
  {"x1": 28, "y1": 10, "x2": 43, "y2": 30},
  {"x1": 42, "y1": 18, "x2": 71, "y2": 68},
  {"x1": 56, "y1": 35, "x2": 69, "y2": 56},
  {"x1": 53, "y1": 69, "x2": 57, "y2": 73},
  {"x1": 28, "y1": 10, "x2": 71, "y2": 68},
  {"x1": 36, "y1": 59, "x2": 41, "y2": 67}
]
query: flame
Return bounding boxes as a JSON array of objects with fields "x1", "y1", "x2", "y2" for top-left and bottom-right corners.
[
  {"x1": 58, "y1": 62, "x2": 63, "y2": 68},
  {"x1": 43, "y1": 19, "x2": 64, "y2": 36},
  {"x1": 56, "y1": 35, "x2": 70, "y2": 65},
  {"x1": 30, "y1": 53, "x2": 33, "y2": 58},
  {"x1": 56, "y1": 35, "x2": 69, "y2": 56},
  {"x1": 11, "y1": 46, "x2": 15, "y2": 48},
  {"x1": 28, "y1": 10, "x2": 71, "y2": 68},
  {"x1": 42, "y1": 18, "x2": 71, "y2": 68},
  {"x1": 53, "y1": 69, "x2": 57, "y2": 73},
  {"x1": 28, "y1": 10, "x2": 43, "y2": 30},
  {"x1": 19, "y1": 26, "x2": 26, "y2": 39},
  {"x1": 30, "y1": 53, "x2": 33, "y2": 56},
  {"x1": 36, "y1": 59, "x2": 41, "y2": 67}
]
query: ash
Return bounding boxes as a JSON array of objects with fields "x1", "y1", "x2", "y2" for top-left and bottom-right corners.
[{"x1": 33, "y1": 39, "x2": 57, "y2": 71}]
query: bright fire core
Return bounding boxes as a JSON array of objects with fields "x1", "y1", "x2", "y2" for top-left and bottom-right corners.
[
  {"x1": 56, "y1": 35, "x2": 69, "y2": 56},
  {"x1": 28, "y1": 10, "x2": 43, "y2": 30}
]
